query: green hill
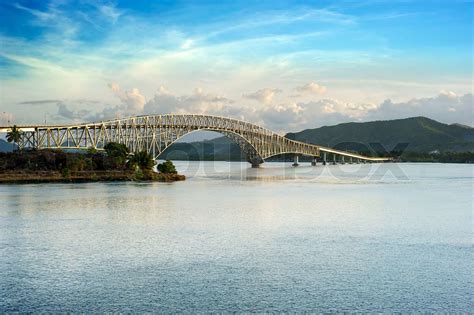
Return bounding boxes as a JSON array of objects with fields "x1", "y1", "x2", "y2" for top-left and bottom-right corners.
[
  {"x1": 0, "y1": 139, "x2": 16, "y2": 152},
  {"x1": 160, "y1": 138, "x2": 245, "y2": 161},
  {"x1": 286, "y1": 117, "x2": 474, "y2": 153}
]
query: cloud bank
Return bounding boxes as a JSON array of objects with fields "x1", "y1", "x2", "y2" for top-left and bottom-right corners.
[
  {"x1": 295, "y1": 82, "x2": 327, "y2": 95},
  {"x1": 243, "y1": 88, "x2": 282, "y2": 105},
  {"x1": 55, "y1": 84, "x2": 473, "y2": 133}
]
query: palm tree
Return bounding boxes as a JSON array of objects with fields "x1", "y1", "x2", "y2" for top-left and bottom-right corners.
[{"x1": 6, "y1": 125, "x2": 22, "y2": 150}]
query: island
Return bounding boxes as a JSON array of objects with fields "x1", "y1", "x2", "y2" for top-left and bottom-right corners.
[{"x1": 0, "y1": 142, "x2": 185, "y2": 184}]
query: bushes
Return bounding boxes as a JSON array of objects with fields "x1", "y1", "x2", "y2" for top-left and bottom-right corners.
[
  {"x1": 0, "y1": 143, "x2": 183, "y2": 174},
  {"x1": 103, "y1": 142, "x2": 129, "y2": 169},
  {"x1": 157, "y1": 160, "x2": 177, "y2": 174},
  {"x1": 128, "y1": 151, "x2": 155, "y2": 171},
  {"x1": 0, "y1": 150, "x2": 69, "y2": 171},
  {"x1": 0, "y1": 150, "x2": 100, "y2": 172}
]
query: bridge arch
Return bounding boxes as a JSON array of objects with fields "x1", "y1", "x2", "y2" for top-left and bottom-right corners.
[{"x1": 154, "y1": 128, "x2": 264, "y2": 166}]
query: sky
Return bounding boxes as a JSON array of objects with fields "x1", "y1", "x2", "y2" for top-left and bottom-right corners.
[{"x1": 0, "y1": 0, "x2": 472, "y2": 133}]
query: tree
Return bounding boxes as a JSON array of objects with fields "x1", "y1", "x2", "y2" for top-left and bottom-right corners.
[
  {"x1": 86, "y1": 146, "x2": 98, "y2": 155},
  {"x1": 157, "y1": 160, "x2": 177, "y2": 174},
  {"x1": 103, "y1": 142, "x2": 129, "y2": 169},
  {"x1": 128, "y1": 151, "x2": 155, "y2": 171},
  {"x1": 6, "y1": 125, "x2": 22, "y2": 150},
  {"x1": 104, "y1": 142, "x2": 129, "y2": 158}
]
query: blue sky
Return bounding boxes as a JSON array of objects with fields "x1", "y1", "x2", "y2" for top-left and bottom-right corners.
[{"x1": 0, "y1": 0, "x2": 472, "y2": 130}]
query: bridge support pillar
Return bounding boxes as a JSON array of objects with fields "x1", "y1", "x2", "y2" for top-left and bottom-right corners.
[
  {"x1": 311, "y1": 157, "x2": 317, "y2": 166},
  {"x1": 322, "y1": 152, "x2": 327, "y2": 165},
  {"x1": 350, "y1": 157, "x2": 353, "y2": 164},
  {"x1": 341, "y1": 156, "x2": 345, "y2": 164},
  {"x1": 332, "y1": 154, "x2": 337, "y2": 165},
  {"x1": 292, "y1": 155, "x2": 299, "y2": 167}
]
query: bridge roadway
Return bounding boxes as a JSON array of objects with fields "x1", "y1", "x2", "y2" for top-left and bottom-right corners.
[{"x1": 0, "y1": 114, "x2": 391, "y2": 167}]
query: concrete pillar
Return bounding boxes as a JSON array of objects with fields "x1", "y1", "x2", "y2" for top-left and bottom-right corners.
[
  {"x1": 250, "y1": 158, "x2": 262, "y2": 168},
  {"x1": 292, "y1": 155, "x2": 299, "y2": 167},
  {"x1": 322, "y1": 152, "x2": 327, "y2": 165},
  {"x1": 341, "y1": 156, "x2": 345, "y2": 164},
  {"x1": 350, "y1": 157, "x2": 353, "y2": 164},
  {"x1": 332, "y1": 154, "x2": 337, "y2": 165},
  {"x1": 311, "y1": 156, "x2": 317, "y2": 166}
]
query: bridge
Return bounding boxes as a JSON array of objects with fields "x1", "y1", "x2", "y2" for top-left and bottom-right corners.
[{"x1": 0, "y1": 114, "x2": 391, "y2": 167}]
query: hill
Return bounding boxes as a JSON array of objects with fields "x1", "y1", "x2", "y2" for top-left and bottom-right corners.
[
  {"x1": 286, "y1": 117, "x2": 474, "y2": 153},
  {"x1": 0, "y1": 139, "x2": 16, "y2": 152},
  {"x1": 159, "y1": 138, "x2": 245, "y2": 161}
]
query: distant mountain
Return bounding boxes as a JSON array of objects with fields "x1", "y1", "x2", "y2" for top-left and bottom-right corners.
[
  {"x1": 160, "y1": 137, "x2": 245, "y2": 161},
  {"x1": 0, "y1": 139, "x2": 16, "y2": 152},
  {"x1": 286, "y1": 117, "x2": 474, "y2": 153}
]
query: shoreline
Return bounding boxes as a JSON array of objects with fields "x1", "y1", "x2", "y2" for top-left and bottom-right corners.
[{"x1": 0, "y1": 170, "x2": 185, "y2": 184}]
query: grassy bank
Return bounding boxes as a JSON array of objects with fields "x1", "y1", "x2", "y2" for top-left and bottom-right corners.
[{"x1": 0, "y1": 170, "x2": 185, "y2": 184}]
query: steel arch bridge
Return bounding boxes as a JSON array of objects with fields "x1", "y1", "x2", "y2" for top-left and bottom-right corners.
[{"x1": 0, "y1": 114, "x2": 391, "y2": 166}]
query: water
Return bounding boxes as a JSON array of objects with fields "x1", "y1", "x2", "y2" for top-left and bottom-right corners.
[{"x1": 1, "y1": 162, "x2": 472, "y2": 312}]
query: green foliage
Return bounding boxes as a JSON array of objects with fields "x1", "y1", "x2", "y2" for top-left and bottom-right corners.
[
  {"x1": 133, "y1": 167, "x2": 144, "y2": 180},
  {"x1": 103, "y1": 142, "x2": 129, "y2": 169},
  {"x1": 104, "y1": 142, "x2": 129, "y2": 158},
  {"x1": 157, "y1": 159, "x2": 177, "y2": 174},
  {"x1": 400, "y1": 151, "x2": 474, "y2": 163},
  {"x1": 86, "y1": 147, "x2": 98, "y2": 155},
  {"x1": 61, "y1": 167, "x2": 70, "y2": 178},
  {"x1": 128, "y1": 151, "x2": 155, "y2": 171},
  {"x1": 0, "y1": 149, "x2": 120, "y2": 172},
  {"x1": 6, "y1": 125, "x2": 22, "y2": 148}
]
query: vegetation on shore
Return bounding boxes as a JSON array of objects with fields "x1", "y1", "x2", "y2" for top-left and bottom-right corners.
[
  {"x1": 0, "y1": 142, "x2": 185, "y2": 183},
  {"x1": 397, "y1": 151, "x2": 474, "y2": 163}
]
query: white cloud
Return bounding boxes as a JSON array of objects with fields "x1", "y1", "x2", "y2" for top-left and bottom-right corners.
[
  {"x1": 54, "y1": 85, "x2": 474, "y2": 134},
  {"x1": 99, "y1": 4, "x2": 122, "y2": 23},
  {"x1": 295, "y1": 82, "x2": 327, "y2": 95},
  {"x1": 243, "y1": 88, "x2": 282, "y2": 105},
  {"x1": 365, "y1": 91, "x2": 474, "y2": 124},
  {"x1": 13, "y1": 2, "x2": 78, "y2": 40},
  {"x1": 256, "y1": 98, "x2": 374, "y2": 131},
  {"x1": 108, "y1": 82, "x2": 146, "y2": 114},
  {"x1": 144, "y1": 87, "x2": 237, "y2": 117},
  {"x1": 181, "y1": 39, "x2": 194, "y2": 50},
  {"x1": 14, "y1": 3, "x2": 56, "y2": 21},
  {"x1": 266, "y1": 92, "x2": 473, "y2": 131}
]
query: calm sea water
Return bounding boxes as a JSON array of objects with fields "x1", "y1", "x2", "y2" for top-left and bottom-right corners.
[{"x1": 0, "y1": 162, "x2": 472, "y2": 312}]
